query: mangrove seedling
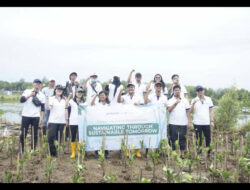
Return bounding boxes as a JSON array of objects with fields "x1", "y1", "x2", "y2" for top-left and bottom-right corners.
[
  {"x1": 71, "y1": 161, "x2": 84, "y2": 183},
  {"x1": 128, "y1": 145, "x2": 136, "y2": 180},
  {"x1": 103, "y1": 169, "x2": 117, "y2": 183},
  {"x1": 4, "y1": 170, "x2": 14, "y2": 183},
  {"x1": 44, "y1": 154, "x2": 56, "y2": 183},
  {"x1": 149, "y1": 149, "x2": 160, "y2": 181},
  {"x1": 98, "y1": 146, "x2": 105, "y2": 177}
]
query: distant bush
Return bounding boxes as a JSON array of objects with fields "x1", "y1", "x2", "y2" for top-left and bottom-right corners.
[{"x1": 214, "y1": 86, "x2": 242, "y2": 131}]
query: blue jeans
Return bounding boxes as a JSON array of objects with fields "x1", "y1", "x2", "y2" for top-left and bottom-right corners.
[{"x1": 42, "y1": 109, "x2": 50, "y2": 135}]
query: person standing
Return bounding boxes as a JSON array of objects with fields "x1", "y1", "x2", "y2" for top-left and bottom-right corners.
[
  {"x1": 82, "y1": 73, "x2": 103, "y2": 105},
  {"x1": 65, "y1": 88, "x2": 87, "y2": 159},
  {"x1": 190, "y1": 85, "x2": 214, "y2": 155},
  {"x1": 91, "y1": 91, "x2": 111, "y2": 159},
  {"x1": 65, "y1": 72, "x2": 79, "y2": 141},
  {"x1": 19, "y1": 79, "x2": 45, "y2": 154},
  {"x1": 127, "y1": 69, "x2": 146, "y2": 99},
  {"x1": 168, "y1": 74, "x2": 188, "y2": 99},
  {"x1": 65, "y1": 72, "x2": 80, "y2": 99},
  {"x1": 46, "y1": 85, "x2": 66, "y2": 157},
  {"x1": 105, "y1": 74, "x2": 124, "y2": 105},
  {"x1": 117, "y1": 83, "x2": 144, "y2": 158},
  {"x1": 41, "y1": 77, "x2": 56, "y2": 136},
  {"x1": 146, "y1": 74, "x2": 168, "y2": 97},
  {"x1": 144, "y1": 82, "x2": 168, "y2": 156},
  {"x1": 167, "y1": 85, "x2": 191, "y2": 159}
]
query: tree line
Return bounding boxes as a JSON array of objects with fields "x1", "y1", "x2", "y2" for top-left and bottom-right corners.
[{"x1": 0, "y1": 78, "x2": 249, "y2": 107}]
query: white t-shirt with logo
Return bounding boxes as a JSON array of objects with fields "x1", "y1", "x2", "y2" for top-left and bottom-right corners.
[
  {"x1": 108, "y1": 83, "x2": 124, "y2": 105},
  {"x1": 68, "y1": 99, "x2": 88, "y2": 125},
  {"x1": 131, "y1": 80, "x2": 146, "y2": 99},
  {"x1": 48, "y1": 96, "x2": 66, "y2": 124},
  {"x1": 21, "y1": 89, "x2": 46, "y2": 117},
  {"x1": 122, "y1": 93, "x2": 144, "y2": 105},
  {"x1": 167, "y1": 96, "x2": 190, "y2": 125},
  {"x1": 191, "y1": 96, "x2": 214, "y2": 125},
  {"x1": 170, "y1": 84, "x2": 188, "y2": 99},
  {"x1": 148, "y1": 93, "x2": 168, "y2": 106},
  {"x1": 86, "y1": 81, "x2": 102, "y2": 105}
]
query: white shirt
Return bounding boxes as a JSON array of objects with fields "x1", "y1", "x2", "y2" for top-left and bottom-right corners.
[
  {"x1": 122, "y1": 93, "x2": 144, "y2": 105},
  {"x1": 131, "y1": 80, "x2": 146, "y2": 99},
  {"x1": 148, "y1": 93, "x2": 168, "y2": 106},
  {"x1": 108, "y1": 83, "x2": 124, "y2": 105},
  {"x1": 167, "y1": 96, "x2": 190, "y2": 125},
  {"x1": 68, "y1": 99, "x2": 87, "y2": 125},
  {"x1": 21, "y1": 89, "x2": 46, "y2": 117},
  {"x1": 191, "y1": 96, "x2": 214, "y2": 125},
  {"x1": 42, "y1": 86, "x2": 55, "y2": 102},
  {"x1": 148, "y1": 82, "x2": 168, "y2": 96},
  {"x1": 170, "y1": 84, "x2": 188, "y2": 99},
  {"x1": 86, "y1": 81, "x2": 102, "y2": 105},
  {"x1": 48, "y1": 96, "x2": 66, "y2": 124},
  {"x1": 95, "y1": 101, "x2": 110, "y2": 107}
]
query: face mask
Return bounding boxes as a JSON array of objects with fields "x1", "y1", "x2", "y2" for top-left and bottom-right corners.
[{"x1": 91, "y1": 79, "x2": 97, "y2": 83}]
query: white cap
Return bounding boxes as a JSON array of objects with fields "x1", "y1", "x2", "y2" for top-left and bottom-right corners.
[
  {"x1": 49, "y1": 77, "x2": 56, "y2": 82},
  {"x1": 113, "y1": 73, "x2": 120, "y2": 78}
]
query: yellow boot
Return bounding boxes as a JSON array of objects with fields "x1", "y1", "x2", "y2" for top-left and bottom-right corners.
[
  {"x1": 135, "y1": 149, "x2": 142, "y2": 158},
  {"x1": 126, "y1": 149, "x2": 129, "y2": 157},
  {"x1": 70, "y1": 142, "x2": 76, "y2": 159}
]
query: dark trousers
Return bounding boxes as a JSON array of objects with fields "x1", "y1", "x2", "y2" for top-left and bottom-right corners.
[
  {"x1": 65, "y1": 126, "x2": 70, "y2": 141},
  {"x1": 193, "y1": 124, "x2": 211, "y2": 150},
  {"x1": 20, "y1": 116, "x2": 40, "y2": 152},
  {"x1": 169, "y1": 124, "x2": 187, "y2": 151},
  {"x1": 48, "y1": 123, "x2": 65, "y2": 156},
  {"x1": 69, "y1": 125, "x2": 79, "y2": 142},
  {"x1": 42, "y1": 109, "x2": 50, "y2": 135}
]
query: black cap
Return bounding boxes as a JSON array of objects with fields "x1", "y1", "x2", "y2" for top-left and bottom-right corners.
[
  {"x1": 196, "y1": 85, "x2": 204, "y2": 91},
  {"x1": 69, "y1": 72, "x2": 77, "y2": 78},
  {"x1": 155, "y1": 82, "x2": 162, "y2": 86},
  {"x1": 55, "y1": 85, "x2": 64, "y2": 90},
  {"x1": 127, "y1": 83, "x2": 135, "y2": 88},
  {"x1": 33, "y1": 79, "x2": 42, "y2": 83}
]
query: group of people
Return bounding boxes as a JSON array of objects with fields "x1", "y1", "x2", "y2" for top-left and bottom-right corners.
[{"x1": 19, "y1": 70, "x2": 214, "y2": 160}]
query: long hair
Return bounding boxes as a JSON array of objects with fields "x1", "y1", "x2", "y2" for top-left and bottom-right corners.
[
  {"x1": 73, "y1": 93, "x2": 85, "y2": 105},
  {"x1": 98, "y1": 91, "x2": 110, "y2": 104},
  {"x1": 153, "y1": 74, "x2": 166, "y2": 92},
  {"x1": 112, "y1": 76, "x2": 121, "y2": 97},
  {"x1": 53, "y1": 87, "x2": 65, "y2": 99}
]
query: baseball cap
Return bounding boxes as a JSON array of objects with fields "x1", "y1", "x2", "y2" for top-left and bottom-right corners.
[
  {"x1": 33, "y1": 79, "x2": 42, "y2": 83},
  {"x1": 55, "y1": 85, "x2": 64, "y2": 90},
  {"x1": 76, "y1": 87, "x2": 84, "y2": 93},
  {"x1": 196, "y1": 85, "x2": 204, "y2": 91},
  {"x1": 113, "y1": 73, "x2": 120, "y2": 78},
  {"x1": 90, "y1": 73, "x2": 98, "y2": 77},
  {"x1": 49, "y1": 77, "x2": 56, "y2": 82}
]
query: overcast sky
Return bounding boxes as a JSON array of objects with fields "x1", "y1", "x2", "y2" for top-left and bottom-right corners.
[{"x1": 0, "y1": 7, "x2": 250, "y2": 90}]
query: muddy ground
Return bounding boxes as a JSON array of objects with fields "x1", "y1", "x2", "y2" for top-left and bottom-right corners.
[{"x1": 0, "y1": 122, "x2": 249, "y2": 183}]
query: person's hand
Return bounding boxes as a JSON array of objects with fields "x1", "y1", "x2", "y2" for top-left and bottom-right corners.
[
  {"x1": 176, "y1": 98, "x2": 181, "y2": 104},
  {"x1": 131, "y1": 69, "x2": 135, "y2": 73},
  {"x1": 108, "y1": 78, "x2": 112, "y2": 83},
  {"x1": 120, "y1": 86, "x2": 124, "y2": 92},
  {"x1": 188, "y1": 122, "x2": 192, "y2": 129},
  {"x1": 75, "y1": 81, "x2": 79, "y2": 85},
  {"x1": 30, "y1": 91, "x2": 36, "y2": 97},
  {"x1": 134, "y1": 102, "x2": 139, "y2": 106},
  {"x1": 192, "y1": 98, "x2": 199, "y2": 105},
  {"x1": 66, "y1": 120, "x2": 69, "y2": 127},
  {"x1": 210, "y1": 121, "x2": 214, "y2": 128},
  {"x1": 39, "y1": 119, "x2": 43, "y2": 127}
]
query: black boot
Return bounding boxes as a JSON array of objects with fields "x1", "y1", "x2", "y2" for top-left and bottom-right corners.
[
  {"x1": 105, "y1": 150, "x2": 111, "y2": 159},
  {"x1": 145, "y1": 148, "x2": 148, "y2": 157}
]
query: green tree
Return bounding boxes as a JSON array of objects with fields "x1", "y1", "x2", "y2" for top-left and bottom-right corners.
[{"x1": 215, "y1": 86, "x2": 242, "y2": 131}]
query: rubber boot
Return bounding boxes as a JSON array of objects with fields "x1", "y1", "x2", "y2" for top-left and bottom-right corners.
[
  {"x1": 70, "y1": 142, "x2": 76, "y2": 158},
  {"x1": 135, "y1": 149, "x2": 142, "y2": 158},
  {"x1": 105, "y1": 150, "x2": 111, "y2": 159}
]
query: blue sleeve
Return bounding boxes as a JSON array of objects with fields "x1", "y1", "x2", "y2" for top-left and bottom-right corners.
[
  {"x1": 105, "y1": 84, "x2": 109, "y2": 91},
  {"x1": 20, "y1": 96, "x2": 26, "y2": 103},
  {"x1": 41, "y1": 104, "x2": 45, "y2": 112}
]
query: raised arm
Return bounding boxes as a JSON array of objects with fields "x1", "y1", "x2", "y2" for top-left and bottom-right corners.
[
  {"x1": 45, "y1": 95, "x2": 50, "y2": 110},
  {"x1": 144, "y1": 91, "x2": 150, "y2": 104},
  {"x1": 91, "y1": 94, "x2": 99, "y2": 106},
  {"x1": 65, "y1": 93, "x2": 72, "y2": 108},
  {"x1": 146, "y1": 80, "x2": 154, "y2": 92},
  {"x1": 117, "y1": 87, "x2": 124, "y2": 103},
  {"x1": 127, "y1": 69, "x2": 135, "y2": 83},
  {"x1": 82, "y1": 77, "x2": 91, "y2": 91},
  {"x1": 190, "y1": 98, "x2": 198, "y2": 113}
]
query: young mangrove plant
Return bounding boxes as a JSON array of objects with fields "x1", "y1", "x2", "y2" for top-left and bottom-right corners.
[
  {"x1": 103, "y1": 168, "x2": 117, "y2": 183},
  {"x1": 44, "y1": 154, "x2": 56, "y2": 183},
  {"x1": 78, "y1": 141, "x2": 86, "y2": 165},
  {"x1": 71, "y1": 160, "x2": 84, "y2": 183},
  {"x1": 98, "y1": 146, "x2": 105, "y2": 177},
  {"x1": 128, "y1": 145, "x2": 136, "y2": 180},
  {"x1": 4, "y1": 170, "x2": 14, "y2": 183},
  {"x1": 149, "y1": 149, "x2": 160, "y2": 181}
]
